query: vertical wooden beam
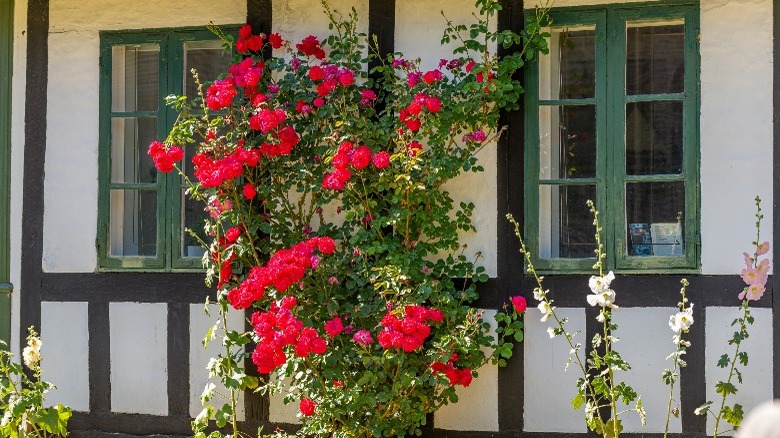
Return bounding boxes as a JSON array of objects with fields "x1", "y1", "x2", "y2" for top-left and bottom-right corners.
[
  {"x1": 243, "y1": 1, "x2": 273, "y2": 421},
  {"x1": 20, "y1": 0, "x2": 47, "y2": 354},
  {"x1": 89, "y1": 302, "x2": 112, "y2": 412},
  {"x1": 168, "y1": 302, "x2": 190, "y2": 415},
  {"x1": 496, "y1": 0, "x2": 526, "y2": 432}
]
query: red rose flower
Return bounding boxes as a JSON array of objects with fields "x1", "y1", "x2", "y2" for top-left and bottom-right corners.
[
  {"x1": 406, "y1": 141, "x2": 422, "y2": 157},
  {"x1": 350, "y1": 145, "x2": 372, "y2": 170},
  {"x1": 372, "y1": 151, "x2": 390, "y2": 169},
  {"x1": 324, "y1": 317, "x2": 344, "y2": 337},
  {"x1": 510, "y1": 295, "x2": 527, "y2": 314},
  {"x1": 299, "y1": 398, "x2": 316, "y2": 417},
  {"x1": 268, "y1": 32, "x2": 283, "y2": 49},
  {"x1": 308, "y1": 65, "x2": 324, "y2": 81},
  {"x1": 296, "y1": 35, "x2": 326, "y2": 59},
  {"x1": 243, "y1": 183, "x2": 257, "y2": 200}
]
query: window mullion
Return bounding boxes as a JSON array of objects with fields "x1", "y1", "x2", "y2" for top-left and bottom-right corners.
[
  {"x1": 600, "y1": 9, "x2": 618, "y2": 271},
  {"x1": 158, "y1": 33, "x2": 172, "y2": 269}
]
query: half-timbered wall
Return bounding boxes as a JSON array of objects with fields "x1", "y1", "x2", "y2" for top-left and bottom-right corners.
[{"x1": 9, "y1": 0, "x2": 779, "y2": 436}]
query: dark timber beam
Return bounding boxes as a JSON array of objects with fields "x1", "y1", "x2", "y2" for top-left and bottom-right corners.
[
  {"x1": 496, "y1": 0, "x2": 525, "y2": 432},
  {"x1": 20, "y1": 0, "x2": 47, "y2": 354}
]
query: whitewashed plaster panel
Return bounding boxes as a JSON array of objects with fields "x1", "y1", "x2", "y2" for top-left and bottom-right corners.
[
  {"x1": 43, "y1": 31, "x2": 100, "y2": 272},
  {"x1": 49, "y1": 0, "x2": 245, "y2": 32},
  {"x1": 110, "y1": 302, "x2": 168, "y2": 415},
  {"x1": 10, "y1": 0, "x2": 28, "y2": 355},
  {"x1": 41, "y1": 301, "x2": 90, "y2": 412},
  {"x1": 706, "y1": 307, "x2": 773, "y2": 436},
  {"x1": 524, "y1": 307, "x2": 587, "y2": 432},
  {"x1": 436, "y1": 309, "x2": 499, "y2": 431},
  {"x1": 189, "y1": 304, "x2": 246, "y2": 419},
  {"x1": 699, "y1": 0, "x2": 773, "y2": 274},
  {"x1": 612, "y1": 307, "x2": 682, "y2": 433},
  {"x1": 273, "y1": 0, "x2": 369, "y2": 54},
  {"x1": 395, "y1": 0, "x2": 499, "y2": 277}
]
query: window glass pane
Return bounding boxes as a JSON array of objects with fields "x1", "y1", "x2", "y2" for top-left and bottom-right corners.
[
  {"x1": 625, "y1": 181, "x2": 685, "y2": 256},
  {"x1": 539, "y1": 26, "x2": 596, "y2": 100},
  {"x1": 111, "y1": 44, "x2": 159, "y2": 112},
  {"x1": 111, "y1": 117, "x2": 158, "y2": 183},
  {"x1": 109, "y1": 189, "x2": 157, "y2": 257},
  {"x1": 181, "y1": 145, "x2": 208, "y2": 258},
  {"x1": 539, "y1": 185, "x2": 596, "y2": 259},
  {"x1": 184, "y1": 41, "x2": 232, "y2": 101},
  {"x1": 626, "y1": 101, "x2": 683, "y2": 175},
  {"x1": 540, "y1": 105, "x2": 597, "y2": 179},
  {"x1": 626, "y1": 21, "x2": 685, "y2": 95}
]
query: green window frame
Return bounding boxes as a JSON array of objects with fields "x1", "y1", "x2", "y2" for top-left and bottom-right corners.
[
  {"x1": 0, "y1": 0, "x2": 13, "y2": 343},
  {"x1": 97, "y1": 27, "x2": 236, "y2": 271},
  {"x1": 524, "y1": 1, "x2": 700, "y2": 273}
]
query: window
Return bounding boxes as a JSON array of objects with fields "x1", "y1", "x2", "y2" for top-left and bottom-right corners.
[
  {"x1": 98, "y1": 28, "x2": 233, "y2": 270},
  {"x1": 524, "y1": 3, "x2": 700, "y2": 272}
]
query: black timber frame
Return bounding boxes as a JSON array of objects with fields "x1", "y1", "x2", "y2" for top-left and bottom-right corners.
[{"x1": 17, "y1": 0, "x2": 779, "y2": 436}]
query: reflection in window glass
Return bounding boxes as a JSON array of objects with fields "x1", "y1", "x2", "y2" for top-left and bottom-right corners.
[
  {"x1": 626, "y1": 101, "x2": 683, "y2": 175},
  {"x1": 111, "y1": 117, "x2": 158, "y2": 183},
  {"x1": 539, "y1": 105, "x2": 597, "y2": 179},
  {"x1": 539, "y1": 26, "x2": 596, "y2": 100},
  {"x1": 539, "y1": 185, "x2": 596, "y2": 258},
  {"x1": 181, "y1": 145, "x2": 208, "y2": 258},
  {"x1": 626, "y1": 21, "x2": 685, "y2": 95},
  {"x1": 625, "y1": 182, "x2": 685, "y2": 256},
  {"x1": 110, "y1": 189, "x2": 157, "y2": 256},
  {"x1": 184, "y1": 41, "x2": 232, "y2": 101},
  {"x1": 111, "y1": 44, "x2": 159, "y2": 112}
]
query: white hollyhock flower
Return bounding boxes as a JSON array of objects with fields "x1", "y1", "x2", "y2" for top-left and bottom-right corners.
[
  {"x1": 22, "y1": 335, "x2": 42, "y2": 368},
  {"x1": 547, "y1": 327, "x2": 556, "y2": 338},
  {"x1": 586, "y1": 288, "x2": 617, "y2": 309},
  {"x1": 669, "y1": 304, "x2": 694, "y2": 334},
  {"x1": 533, "y1": 288, "x2": 547, "y2": 301},
  {"x1": 538, "y1": 301, "x2": 552, "y2": 322},
  {"x1": 588, "y1": 271, "x2": 615, "y2": 294}
]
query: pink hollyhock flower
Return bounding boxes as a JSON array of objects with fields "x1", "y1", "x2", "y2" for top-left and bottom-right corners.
[
  {"x1": 352, "y1": 330, "x2": 374, "y2": 346},
  {"x1": 510, "y1": 295, "x2": 527, "y2": 314},
  {"x1": 299, "y1": 398, "x2": 316, "y2": 416},
  {"x1": 757, "y1": 241, "x2": 771, "y2": 256},
  {"x1": 740, "y1": 283, "x2": 766, "y2": 301},
  {"x1": 741, "y1": 266, "x2": 766, "y2": 286}
]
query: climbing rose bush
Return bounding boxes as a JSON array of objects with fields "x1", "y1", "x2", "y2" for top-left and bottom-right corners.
[{"x1": 155, "y1": 2, "x2": 549, "y2": 436}]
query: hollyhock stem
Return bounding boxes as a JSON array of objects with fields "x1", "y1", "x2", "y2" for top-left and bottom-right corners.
[{"x1": 713, "y1": 300, "x2": 749, "y2": 438}]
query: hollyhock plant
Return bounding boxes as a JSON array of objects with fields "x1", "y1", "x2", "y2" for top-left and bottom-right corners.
[{"x1": 157, "y1": 3, "x2": 549, "y2": 437}]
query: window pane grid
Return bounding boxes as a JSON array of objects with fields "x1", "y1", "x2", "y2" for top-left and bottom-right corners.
[
  {"x1": 110, "y1": 111, "x2": 157, "y2": 118},
  {"x1": 525, "y1": 5, "x2": 698, "y2": 273}
]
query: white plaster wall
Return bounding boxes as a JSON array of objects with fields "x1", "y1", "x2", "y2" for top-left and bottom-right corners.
[
  {"x1": 524, "y1": 307, "x2": 587, "y2": 432},
  {"x1": 40, "y1": 301, "x2": 90, "y2": 412},
  {"x1": 706, "y1": 307, "x2": 773, "y2": 436},
  {"x1": 10, "y1": 0, "x2": 28, "y2": 357},
  {"x1": 435, "y1": 309, "x2": 499, "y2": 431},
  {"x1": 49, "y1": 0, "x2": 245, "y2": 32},
  {"x1": 273, "y1": 0, "x2": 369, "y2": 54},
  {"x1": 110, "y1": 302, "x2": 168, "y2": 415},
  {"x1": 699, "y1": 0, "x2": 773, "y2": 274},
  {"x1": 43, "y1": 31, "x2": 100, "y2": 272},
  {"x1": 42, "y1": 0, "x2": 247, "y2": 271},
  {"x1": 189, "y1": 304, "x2": 246, "y2": 419},
  {"x1": 395, "y1": 0, "x2": 499, "y2": 277},
  {"x1": 612, "y1": 307, "x2": 682, "y2": 433},
  {"x1": 269, "y1": 378, "x2": 300, "y2": 424}
]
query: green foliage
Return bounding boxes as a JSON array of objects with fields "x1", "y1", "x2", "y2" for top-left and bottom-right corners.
[
  {"x1": 168, "y1": 1, "x2": 551, "y2": 437},
  {"x1": 0, "y1": 328, "x2": 71, "y2": 437}
]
